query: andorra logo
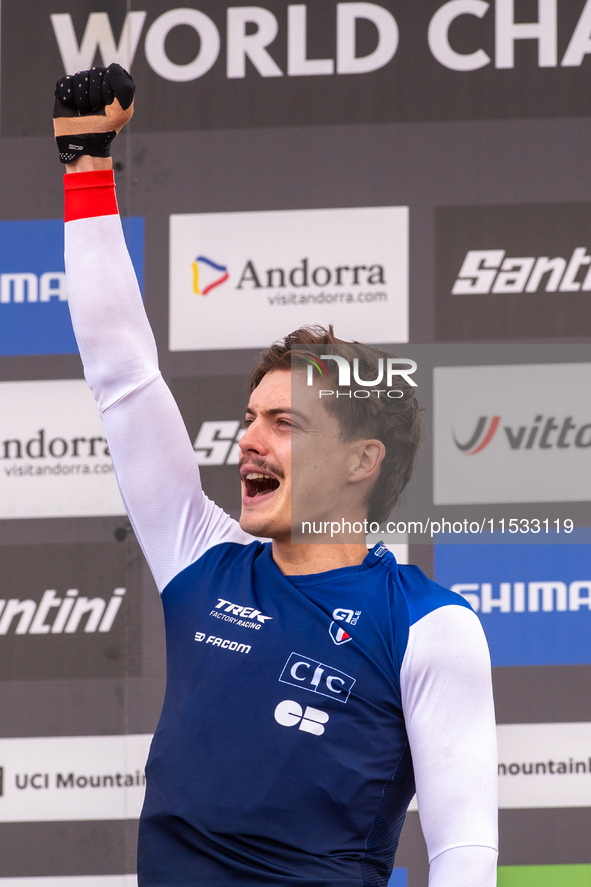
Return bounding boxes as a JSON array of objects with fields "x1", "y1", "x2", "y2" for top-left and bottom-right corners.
[
  {"x1": 192, "y1": 255, "x2": 229, "y2": 296},
  {"x1": 453, "y1": 416, "x2": 501, "y2": 455}
]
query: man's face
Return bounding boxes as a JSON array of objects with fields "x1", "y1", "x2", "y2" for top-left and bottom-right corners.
[{"x1": 238, "y1": 369, "x2": 375, "y2": 541}]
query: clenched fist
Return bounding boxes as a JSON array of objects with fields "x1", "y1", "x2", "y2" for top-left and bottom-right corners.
[{"x1": 53, "y1": 63, "x2": 135, "y2": 164}]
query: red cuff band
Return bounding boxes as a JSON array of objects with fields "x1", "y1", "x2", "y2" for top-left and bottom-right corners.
[{"x1": 64, "y1": 170, "x2": 118, "y2": 223}]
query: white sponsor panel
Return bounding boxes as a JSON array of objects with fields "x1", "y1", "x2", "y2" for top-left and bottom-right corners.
[
  {"x1": 0, "y1": 379, "x2": 125, "y2": 518},
  {"x1": 169, "y1": 206, "x2": 408, "y2": 351},
  {"x1": 433, "y1": 363, "x2": 591, "y2": 504},
  {"x1": 0, "y1": 879, "x2": 137, "y2": 886},
  {"x1": 0, "y1": 734, "x2": 151, "y2": 822}
]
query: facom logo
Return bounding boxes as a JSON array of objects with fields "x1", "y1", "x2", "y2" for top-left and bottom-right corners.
[
  {"x1": 192, "y1": 255, "x2": 229, "y2": 296},
  {"x1": 453, "y1": 581, "x2": 591, "y2": 614},
  {"x1": 452, "y1": 248, "x2": 591, "y2": 296},
  {"x1": 274, "y1": 700, "x2": 329, "y2": 736},
  {"x1": 193, "y1": 421, "x2": 245, "y2": 466},
  {"x1": 453, "y1": 415, "x2": 591, "y2": 454},
  {"x1": 303, "y1": 352, "x2": 417, "y2": 400},
  {"x1": 0, "y1": 588, "x2": 126, "y2": 635}
]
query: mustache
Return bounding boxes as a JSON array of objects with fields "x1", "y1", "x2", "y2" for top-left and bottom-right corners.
[{"x1": 239, "y1": 456, "x2": 285, "y2": 481}]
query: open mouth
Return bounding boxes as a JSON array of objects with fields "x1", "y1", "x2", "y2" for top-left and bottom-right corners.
[{"x1": 243, "y1": 472, "x2": 281, "y2": 500}]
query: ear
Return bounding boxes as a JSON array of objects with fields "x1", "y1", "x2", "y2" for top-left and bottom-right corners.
[{"x1": 347, "y1": 439, "x2": 386, "y2": 484}]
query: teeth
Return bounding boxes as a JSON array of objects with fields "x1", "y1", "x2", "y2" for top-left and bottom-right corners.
[{"x1": 245, "y1": 472, "x2": 271, "y2": 480}]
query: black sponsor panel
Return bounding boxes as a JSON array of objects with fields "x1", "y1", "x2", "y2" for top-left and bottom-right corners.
[
  {"x1": 6, "y1": 1, "x2": 591, "y2": 136},
  {"x1": 435, "y1": 203, "x2": 591, "y2": 340},
  {"x1": 0, "y1": 542, "x2": 141, "y2": 679},
  {"x1": 169, "y1": 374, "x2": 250, "y2": 517}
]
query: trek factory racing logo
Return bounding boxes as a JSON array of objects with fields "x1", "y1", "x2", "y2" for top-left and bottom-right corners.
[
  {"x1": 454, "y1": 415, "x2": 591, "y2": 454},
  {"x1": 279, "y1": 652, "x2": 355, "y2": 702},
  {"x1": 210, "y1": 597, "x2": 273, "y2": 630},
  {"x1": 303, "y1": 353, "x2": 417, "y2": 401},
  {"x1": 452, "y1": 249, "x2": 591, "y2": 296},
  {"x1": 329, "y1": 607, "x2": 361, "y2": 645}
]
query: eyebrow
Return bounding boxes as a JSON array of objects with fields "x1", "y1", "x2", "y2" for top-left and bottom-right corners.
[{"x1": 245, "y1": 405, "x2": 309, "y2": 422}]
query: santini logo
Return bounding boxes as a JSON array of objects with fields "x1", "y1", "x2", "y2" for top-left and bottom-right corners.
[
  {"x1": 192, "y1": 256, "x2": 229, "y2": 296},
  {"x1": 0, "y1": 588, "x2": 126, "y2": 635},
  {"x1": 454, "y1": 415, "x2": 591, "y2": 454},
  {"x1": 274, "y1": 700, "x2": 329, "y2": 736},
  {"x1": 453, "y1": 249, "x2": 591, "y2": 295}
]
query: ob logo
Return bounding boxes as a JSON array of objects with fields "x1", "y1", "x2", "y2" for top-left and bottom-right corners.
[{"x1": 274, "y1": 700, "x2": 329, "y2": 736}]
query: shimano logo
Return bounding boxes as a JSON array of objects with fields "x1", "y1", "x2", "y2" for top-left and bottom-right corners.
[
  {"x1": 452, "y1": 249, "x2": 591, "y2": 295},
  {"x1": 274, "y1": 700, "x2": 329, "y2": 736},
  {"x1": 279, "y1": 653, "x2": 355, "y2": 703},
  {"x1": 212, "y1": 598, "x2": 272, "y2": 628},
  {"x1": 195, "y1": 632, "x2": 251, "y2": 653},
  {"x1": 453, "y1": 581, "x2": 591, "y2": 613}
]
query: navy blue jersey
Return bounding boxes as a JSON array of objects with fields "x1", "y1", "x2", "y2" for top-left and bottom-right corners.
[{"x1": 138, "y1": 542, "x2": 471, "y2": 886}]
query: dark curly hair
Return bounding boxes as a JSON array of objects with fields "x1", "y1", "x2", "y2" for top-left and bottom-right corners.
[{"x1": 249, "y1": 325, "x2": 424, "y2": 524}]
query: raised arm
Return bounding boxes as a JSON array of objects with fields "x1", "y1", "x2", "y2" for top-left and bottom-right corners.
[
  {"x1": 58, "y1": 67, "x2": 252, "y2": 591},
  {"x1": 401, "y1": 605, "x2": 498, "y2": 886}
]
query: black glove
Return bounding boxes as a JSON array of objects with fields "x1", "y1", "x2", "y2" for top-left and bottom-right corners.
[{"x1": 53, "y1": 63, "x2": 135, "y2": 164}]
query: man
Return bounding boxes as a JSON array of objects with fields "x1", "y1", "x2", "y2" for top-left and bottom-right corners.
[{"x1": 55, "y1": 65, "x2": 498, "y2": 886}]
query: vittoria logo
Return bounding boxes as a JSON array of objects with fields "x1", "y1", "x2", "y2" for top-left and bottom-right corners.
[{"x1": 329, "y1": 607, "x2": 361, "y2": 645}]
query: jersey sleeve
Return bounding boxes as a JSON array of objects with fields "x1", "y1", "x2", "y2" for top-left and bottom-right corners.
[
  {"x1": 64, "y1": 170, "x2": 253, "y2": 592},
  {"x1": 400, "y1": 604, "x2": 498, "y2": 887}
]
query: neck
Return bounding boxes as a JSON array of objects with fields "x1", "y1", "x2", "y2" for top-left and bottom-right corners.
[{"x1": 271, "y1": 539, "x2": 369, "y2": 576}]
